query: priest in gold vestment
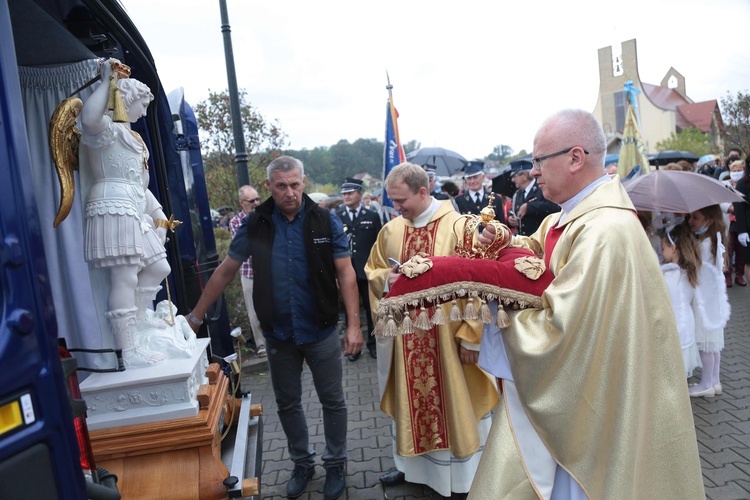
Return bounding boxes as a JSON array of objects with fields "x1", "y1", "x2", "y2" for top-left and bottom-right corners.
[
  {"x1": 471, "y1": 110, "x2": 704, "y2": 499},
  {"x1": 365, "y1": 163, "x2": 498, "y2": 497}
]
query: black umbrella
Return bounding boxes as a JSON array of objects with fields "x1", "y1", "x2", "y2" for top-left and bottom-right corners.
[
  {"x1": 406, "y1": 147, "x2": 467, "y2": 177},
  {"x1": 648, "y1": 150, "x2": 699, "y2": 166},
  {"x1": 492, "y1": 155, "x2": 532, "y2": 198}
]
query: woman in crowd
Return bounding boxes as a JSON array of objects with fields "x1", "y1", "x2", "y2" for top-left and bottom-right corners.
[
  {"x1": 722, "y1": 160, "x2": 747, "y2": 286},
  {"x1": 732, "y1": 158, "x2": 750, "y2": 286}
]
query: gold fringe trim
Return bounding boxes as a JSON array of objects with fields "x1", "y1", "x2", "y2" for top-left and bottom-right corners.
[
  {"x1": 496, "y1": 307, "x2": 510, "y2": 329},
  {"x1": 463, "y1": 296, "x2": 478, "y2": 320},
  {"x1": 384, "y1": 314, "x2": 397, "y2": 337},
  {"x1": 431, "y1": 306, "x2": 446, "y2": 326},
  {"x1": 415, "y1": 307, "x2": 432, "y2": 330},
  {"x1": 402, "y1": 309, "x2": 414, "y2": 334},
  {"x1": 375, "y1": 281, "x2": 542, "y2": 336},
  {"x1": 480, "y1": 299, "x2": 493, "y2": 324},
  {"x1": 449, "y1": 299, "x2": 463, "y2": 322}
]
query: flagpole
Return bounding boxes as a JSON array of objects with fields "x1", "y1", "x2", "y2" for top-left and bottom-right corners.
[{"x1": 385, "y1": 71, "x2": 404, "y2": 161}]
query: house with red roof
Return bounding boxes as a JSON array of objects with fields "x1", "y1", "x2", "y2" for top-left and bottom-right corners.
[{"x1": 593, "y1": 39, "x2": 723, "y2": 155}]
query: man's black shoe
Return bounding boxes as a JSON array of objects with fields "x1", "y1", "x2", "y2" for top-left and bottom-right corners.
[
  {"x1": 347, "y1": 352, "x2": 361, "y2": 362},
  {"x1": 368, "y1": 345, "x2": 377, "y2": 359},
  {"x1": 379, "y1": 467, "x2": 405, "y2": 486},
  {"x1": 323, "y1": 464, "x2": 346, "y2": 499},
  {"x1": 287, "y1": 465, "x2": 314, "y2": 498}
]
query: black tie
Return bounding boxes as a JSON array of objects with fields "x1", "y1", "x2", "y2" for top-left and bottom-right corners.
[{"x1": 349, "y1": 209, "x2": 356, "y2": 223}]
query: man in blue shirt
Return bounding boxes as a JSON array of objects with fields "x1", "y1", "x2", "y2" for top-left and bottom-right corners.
[{"x1": 188, "y1": 156, "x2": 362, "y2": 500}]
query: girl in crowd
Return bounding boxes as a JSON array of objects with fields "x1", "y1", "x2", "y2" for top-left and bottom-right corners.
[
  {"x1": 688, "y1": 205, "x2": 731, "y2": 397},
  {"x1": 660, "y1": 224, "x2": 702, "y2": 378}
]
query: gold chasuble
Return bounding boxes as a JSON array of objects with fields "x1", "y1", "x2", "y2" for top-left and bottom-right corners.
[
  {"x1": 470, "y1": 178, "x2": 704, "y2": 499},
  {"x1": 365, "y1": 201, "x2": 498, "y2": 458}
]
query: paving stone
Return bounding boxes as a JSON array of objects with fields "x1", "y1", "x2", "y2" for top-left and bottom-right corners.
[
  {"x1": 732, "y1": 446, "x2": 750, "y2": 463},
  {"x1": 703, "y1": 464, "x2": 748, "y2": 486},
  {"x1": 694, "y1": 399, "x2": 745, "y2": 414},
  {"x1": 363, "y1": 445, "x2": 393, "y2": 461},
  {"x1": 727, "y1": 396, "x2": 750, "y2": 410},
  {"x1": 702, "y1": 449, "x2": 748, "y2": 468},
  {"x1": 695, "y1": 410, "x2": 739, "y2": 426},
  {"x1": 705, "y1": 481, "x2": 750, "y2": 500},
  {"x1": 733, "y1": 480, "x2": 750, "y2": 496},
  {"x1": 701, "y1": 421, "x2": 747, "y2": 439}
]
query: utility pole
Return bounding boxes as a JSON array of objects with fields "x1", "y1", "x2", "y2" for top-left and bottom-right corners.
[{"x1": 218, "y1": 0, "x2": 249, "y2": 187}]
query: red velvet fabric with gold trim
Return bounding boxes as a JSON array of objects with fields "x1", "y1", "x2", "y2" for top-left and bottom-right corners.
[{"x1": 375, "y1": 247, "x2": 553, "y2": 337}]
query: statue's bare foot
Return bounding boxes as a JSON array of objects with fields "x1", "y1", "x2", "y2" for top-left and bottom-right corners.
[{"x1": 122, "y1": 347, "x2": 166, "y2": 368}]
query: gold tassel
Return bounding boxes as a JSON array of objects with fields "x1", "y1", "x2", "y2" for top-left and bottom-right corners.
[
  {"x1": 463, "y1": 297, "x2": 478, "y2": 320},
  {"x1": 108, "y1": 74, "x2": 129, "y2": 123},
  {"x1": 496, "y1": 307, "x2": 510, "y2": 329},
  {"x1": 479, "y1": 299, "x2": 493, "y2": 324},
  {"x1": 449, "y1": 299, "x2": 462, "y2": 322},
  {"x1": 401, "y1": 310, "x2": 414, "y2": 334},
  {"x1": 375, "y1": 314, "x2": 385, "y2": 337},
  {"x1": 415, "y1": 306, "x2": 431, "y2": 331},
  {"x1": 384, "y1": 314, "x2": 397, "y2": 337},
  {"x1": 431, "y1": 305, "x2": 446, "y2": 326}
]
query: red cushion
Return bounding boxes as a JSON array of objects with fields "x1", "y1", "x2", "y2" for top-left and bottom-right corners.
[{"x1": 386, "y1": 247, "x2": 552, "y2": 306}]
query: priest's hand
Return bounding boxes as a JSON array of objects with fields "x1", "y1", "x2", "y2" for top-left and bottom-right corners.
[
  {"x1": 386, "y1": 264, "x2": 400, "y2": 288},
  {"x1": 477, "y1": 223, "x2": 497, "y2": 246},
  {"x1": 459, "y1": 345, "x2": 478, "y2": 365}
]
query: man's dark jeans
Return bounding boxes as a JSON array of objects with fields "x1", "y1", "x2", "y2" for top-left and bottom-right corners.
[{"x1": 266, "y1": 332, "x2": 347, "y2": 470}]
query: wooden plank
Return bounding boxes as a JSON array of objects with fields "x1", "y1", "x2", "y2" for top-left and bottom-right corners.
[
  {"x1": 99, "y1": 449, "x2": 200, "y2": 499},
  {"x1": 241, "y1": 478, "x2": 260, "y2": 497},
  {"x1": 205, "y1": 363, "x2": 221, "y2": 384},
  {"x1": 197, "y1": 384, "x2": 210, "y2": 409}
]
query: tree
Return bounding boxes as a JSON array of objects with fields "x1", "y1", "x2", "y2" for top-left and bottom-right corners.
[
  {"x1": 655, "y1": 127, "x2": 714, "y2": 157},
  {"x1": 487, "y1": 144, "x2": 514, "y2": 163},
  {"x1": 285, "y1": 139, "x2": 385, "y2": 186},
  {"x1": 402, "y1": 139, "x2": 421, "y2": 156},
  {"x1": 720, "y1": 90, "x2": 750, "y2": 155},
  {"x1": 194, "y1": 89, "x2": 287, "y2": 205}
]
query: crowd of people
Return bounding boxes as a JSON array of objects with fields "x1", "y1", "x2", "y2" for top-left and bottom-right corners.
[{"x1": 184, "y1": 109, "x2": 748, "y2": 499}]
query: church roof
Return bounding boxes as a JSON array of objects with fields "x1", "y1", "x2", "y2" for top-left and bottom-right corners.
[
  {"x1": 675, "y1": 100, "x2": 719, "y2": 133},
  {"x1": 641, "y1": 82, "x2": 691, "y2": 111},
  {"x1": 641, "y1": 82, "x2": 718, "y2": 132}
]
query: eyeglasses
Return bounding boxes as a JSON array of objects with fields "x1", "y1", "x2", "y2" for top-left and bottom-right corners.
[
  {"x1": 241, "y1": 197, "x2": 260, "y2": 204},
  {"x1": 530, "y1": 147, "x2": 589, "y2": 171}
]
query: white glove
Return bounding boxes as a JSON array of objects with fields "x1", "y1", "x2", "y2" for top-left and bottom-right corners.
[{"x1": 739, "y1": 232, "x2": 750, "y2": 247}]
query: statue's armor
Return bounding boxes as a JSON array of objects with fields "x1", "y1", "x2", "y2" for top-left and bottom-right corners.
[{"x1": 81, "y1": 117, "x2": 165, "y2": 268}]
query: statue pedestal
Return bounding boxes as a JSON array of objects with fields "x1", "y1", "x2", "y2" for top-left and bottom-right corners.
[
  {"x1": 80, "y1": 338, "x2": 210, "y2": 431},
  {"x1": 90, "y1": 363, "x2": 239, "y2": 499}
]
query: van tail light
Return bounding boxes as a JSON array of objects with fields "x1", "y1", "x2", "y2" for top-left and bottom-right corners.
[{"x1": 58, "y1": 346, "x2": 97, "y2": 481}]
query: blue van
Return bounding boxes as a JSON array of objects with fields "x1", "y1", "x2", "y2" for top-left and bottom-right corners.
[{"x1": 0, "y1": 1, "x2": 257, "y2": 498}]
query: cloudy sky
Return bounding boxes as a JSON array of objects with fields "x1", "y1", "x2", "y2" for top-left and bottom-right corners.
[{"x1": 123, "y1": 0, "x2": 750, "y2": 160}]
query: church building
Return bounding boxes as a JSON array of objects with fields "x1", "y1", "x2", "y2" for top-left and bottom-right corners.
[{"x1": 593, "y1": 39, "x2": 724, "y2": 155}]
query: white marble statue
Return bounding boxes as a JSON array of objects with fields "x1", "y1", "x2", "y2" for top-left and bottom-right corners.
[{"x1": 76, "y1": 59, "x2": 180, "y2": 367}]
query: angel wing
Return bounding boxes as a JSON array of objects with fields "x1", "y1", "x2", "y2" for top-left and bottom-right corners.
[{"x1": 49, "y1": 97, "x2": 82, "y2": 227}]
